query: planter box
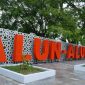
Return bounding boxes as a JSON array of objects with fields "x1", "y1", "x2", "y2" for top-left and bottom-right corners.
[
  {"x1": 74, "y1": 64, "x2": 85, "y2": 79},
  {"x1": 0, "y1": 65, "x2": 56, "y2": 83},
  {"x1": 74, "y1": 64, "x2": 85, "y2": 72}
]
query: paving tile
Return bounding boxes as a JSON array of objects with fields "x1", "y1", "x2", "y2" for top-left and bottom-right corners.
[{"x1": 1, "y1": 60, "x2": 85, "y2": 85}]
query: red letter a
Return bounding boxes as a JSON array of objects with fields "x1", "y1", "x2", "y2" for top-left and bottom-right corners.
[
  {"x1": 67, "y1": 44, "x2": 74, "y2": 59},
  {"x1": 0, "y1": 37, "x2": 7, "y2": 62}
]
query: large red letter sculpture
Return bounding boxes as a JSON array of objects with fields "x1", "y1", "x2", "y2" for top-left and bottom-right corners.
[
  {"x1": 13, "y1": 34, "x2": 23, "y2": 62},
  {"x1": 67, "y1": 44, "x2": 74, "y2": 59},
  {"x1": 33, "y1": 38, "x2": 49, "y2": 61},
  {"x1": 83, "y1": 47, "x2": 85, "y2": 57},
  {"x1": 49, "y1": 41, "x2": 61, "y2": 60},
  {"x1": 79, "y1": 46, "x2": 85, "y2": 58},
  {"x1": 0, "y1": 37, "x2": 7, "y2": 62},
  {"x1": 74, "y1": 45, "x2": 80, "y2": 59}
]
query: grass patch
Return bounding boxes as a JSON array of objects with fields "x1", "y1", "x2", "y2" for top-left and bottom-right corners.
[
  {"x1": 82, "y1": 65, "x2": 85, "y2": 67},
  {"x1": 2, "y1": 65, "x2": 44, "y2": 75}
]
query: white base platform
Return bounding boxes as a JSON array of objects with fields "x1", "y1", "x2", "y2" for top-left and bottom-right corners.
[
  {"x1": 74, "y1": 64, "x2": 85, "y2": 79},
  {"x1": 74, "y1": 64, "x2": 85, "y2": 72},
  {"x1": 0, "y1": 66, "x2": 56, "y2": 83}
]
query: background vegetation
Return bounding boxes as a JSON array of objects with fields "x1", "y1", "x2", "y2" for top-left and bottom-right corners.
[{"x1": 0, "y1": 0, "x2": 85, "y2": 45}]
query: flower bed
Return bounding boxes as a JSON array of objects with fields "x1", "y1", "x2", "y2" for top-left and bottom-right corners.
[{"x1": 0, "y1": 65, "x2": 56, "y2": 83}]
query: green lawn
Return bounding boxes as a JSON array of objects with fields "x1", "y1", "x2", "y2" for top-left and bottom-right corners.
[
  {"x1": 2, "y1": 65, "x2": 44, "y2": 75},
  {"x1": 82, "y1": 65, "x2": 85, "y2": 67}
]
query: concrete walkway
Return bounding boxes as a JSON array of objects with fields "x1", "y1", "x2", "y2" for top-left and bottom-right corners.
[{"x1": 0, "y1": 60, "x2": 85, "y2": 85}]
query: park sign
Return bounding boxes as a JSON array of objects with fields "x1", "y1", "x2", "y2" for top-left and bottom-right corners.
[{"x1": 0, "y1": 34, "x2": 85, "y2": 63}]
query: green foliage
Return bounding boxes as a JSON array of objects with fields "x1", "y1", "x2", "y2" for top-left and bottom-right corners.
[
  {"x1": 2, "y1": 54, "x2": 43, "y2": 75},
  {"x1": 0, "y1": 0, "x2": 85, "y2": 45},
  {"x1": 2, "y1": 65, "x2": 43, "y2": 75},
  {"x1": 19, "y1": 54, "x2": 32, "y2": 72}
]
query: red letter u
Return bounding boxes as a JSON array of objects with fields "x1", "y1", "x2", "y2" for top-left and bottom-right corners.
[{"x1": 33, "y1": 38, "x2": 49, "y2": 61}]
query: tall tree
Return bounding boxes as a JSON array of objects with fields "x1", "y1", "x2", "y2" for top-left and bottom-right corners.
[{"x1": 0, "y1": 0, "x2": 85, "y2": 45}]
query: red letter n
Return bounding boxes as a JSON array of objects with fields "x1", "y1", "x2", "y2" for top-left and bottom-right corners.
[{"x1": 49, "y1": 41, "x2": 61, "y2": 61}]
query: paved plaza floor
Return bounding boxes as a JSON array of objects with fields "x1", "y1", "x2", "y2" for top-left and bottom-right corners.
[{"x1": 0, "y1": 60, "x2": 85, "y2": 85}]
